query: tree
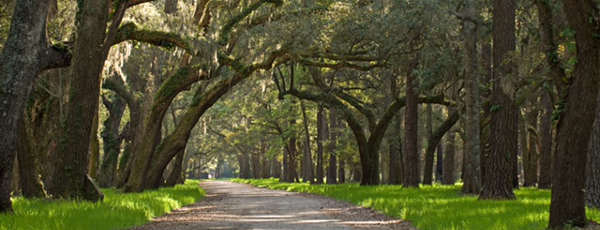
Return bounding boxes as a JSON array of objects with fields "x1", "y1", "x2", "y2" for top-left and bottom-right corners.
[
  {"x1": 586, "y1": 95, "x2": 600, "y2": 209},
  {"x1": 0, "y1": 0, "x2": 71, "y2": 212},
  {"x1": 460, "y1": 0, "x2": 482, "y2": 195},
  {"x1": 479, "y1": 0, "x2": 517, "y2": 200},
  {"x1": 549, "y1": 0, "x2": 599, "y2": 228},
  {"x1": 404, "y1": 63, "x2": 420, "y2": 187},
  {"x1": 316, "y1": 104, "x2": 326, "y2": 184},
  {"x1": 326, "y1": 107, "x2": 338, "y2": 184},
  {"x1": 300, "y1": 100, "x2": 315, "y2": 183}
]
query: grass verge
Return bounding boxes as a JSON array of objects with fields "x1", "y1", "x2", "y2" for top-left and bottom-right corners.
[
  {"x1": 231, "y1": 178, "x2": 600, "y2": 230},
  {"x1": 0, "y1": 180, "x2": 204, "y2": 230}
]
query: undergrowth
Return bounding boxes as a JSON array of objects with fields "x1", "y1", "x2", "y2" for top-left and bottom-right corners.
[
  {"x1": 232, "y1": 178, "x2": 600, "y2": 230},
  {"x1": 0, "y1": 180, "x2": 204, "y2": 230}
]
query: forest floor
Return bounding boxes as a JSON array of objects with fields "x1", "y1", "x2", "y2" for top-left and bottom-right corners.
[{"x1": 131, "y1": 180, "x2": 415, "y2": 230}]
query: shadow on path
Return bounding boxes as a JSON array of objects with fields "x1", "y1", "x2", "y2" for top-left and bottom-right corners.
[{"x1": 131, "y1": 180, "x2": 415, "y2": 230}]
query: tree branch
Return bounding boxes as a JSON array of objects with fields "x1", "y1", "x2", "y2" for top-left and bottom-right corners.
[{"x1": 113, "y1": 22, "x2": 193, "y2": 54}]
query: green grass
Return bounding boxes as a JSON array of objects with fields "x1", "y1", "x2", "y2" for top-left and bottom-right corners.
[
  {"x1": 0, "y1": 180, "x2": 205, "y2": 230},
  {"x1": 232, "y1": 178, "x2": 600, "y2": 230}
]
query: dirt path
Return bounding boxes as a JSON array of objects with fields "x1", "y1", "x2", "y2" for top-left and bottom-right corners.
[{"x1": 132, "y1": 180, "x2": 415, "y2": 230}]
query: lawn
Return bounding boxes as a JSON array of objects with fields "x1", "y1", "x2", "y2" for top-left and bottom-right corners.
[
  {"x1": 0, "y1": 180, "x2": 204, "y2": 230},
  {"x1": 232, "y1": 178, "x2": 600, "y2": 230}
]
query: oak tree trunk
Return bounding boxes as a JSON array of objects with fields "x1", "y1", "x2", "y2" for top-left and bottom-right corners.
[
  {"x1": 300, "y1": 101, "x2": 314, "y2": 183},
  {"x1": 50, "y1": 0, "x2": 109, "y2": 201},
  {"x1": 548, "y1": 3, "x2": 599, "y2": 227},
  {"x1": 326, "y1": 107, "x2": 338, "y2": 184},
  {"x1": 423, "y1": 104, "x2": 434, "y2": 185},
  {"x1": 523, "y1": 108, "x2": 539, "y2": 187},
  {"x1": 461, "y1": 0, "x2": 482, "y2": 194},
  {"x1": 443, "y1": 115, "x2": 456, "y2": 185},
  {"x1": 403, "y1": 73, "x2": 420, "y2": 187},
  {"x1": 316, "y1": 105, "x2": 326, "y2": 184},
  {"x1": 99, "y1": 94, "x2": 126, "y2": 187},
  {"x1": 0, "y1": 0, "x2": 70, "y2": 212},
  {"x1": 538, "y1": 91, "x2": 553, "y2": 189},
  {"x1": 586, "y1": 95, "x2": 600, "y2": 209},
  {"x1": 479, "y1": 0, "x2": 517, "y2": 200}
]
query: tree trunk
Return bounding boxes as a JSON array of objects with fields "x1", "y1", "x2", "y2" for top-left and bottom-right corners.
[
  {"x1": 50, "y1": 0, "x2": 109, "y2": 201},
  {"x1": 479, "y1": 0, "x2": 517, "y2": 200},
  {"x1": 252, "y1": 150, "x2": 261, "y2": 179},
  {"x1": 586, "y1": 95, "x2": 600, "y2": 209},
  {"x1": 339, "y1": 158, "x2": 346, "y2": 183},
  {"x1": 0, "y1": 0, "x2": 67, "y2": 212},
  {"x1": 239, "y1": 151, "x2": 251, "y2": 179},
  {"x1": 443, "y1": 114, "x2": 456, "y2": 185},
  {"x1": 403, "y1": 72, "x2": 420, "y2": 187},
  {"x1": 538, "y1": 91, "x2": 553, "y2": 188},
  {"x1": 165, "y1": 150, "x2": 185, "y2": 186},
  {"x1": 98, "y1": 94, "x2": 126, "y2": 187},
  {"x1": 16, "y1": 116, "x2": 46, "y2": 198},
  {"x1": 461, "y1": 1, "x2": 482, "y2": 195},
  {"x1": 435, "y1": 139, "x2": 444, "y2": 183},
  {"x1": 271, "y1": 155, "x2": 281, "y2": 178},
  {"x1": 300, "y1": 101, "x2": 314, "y2": 183},
  {"x1": 282, "y1": 146, "x2": 289, "y2": 181},
  {"x1": 316, "y1": 105, "x2": 326, "y2": 184},
  {"x1": 523, "y1": 108, "x2": 539, "y2": 187},
  {"x1": 88, "y1": 108, "x2": 100, "y2": 181},
  {"x1": 283, "y1": 125, "x2": 299, "y2": 182},
  {"x1": 390, "y1": 109, "x2": 403, "y2": 185},
  {"x1": 425, "y1": 111, "x2": 460, "y2": 185},
  {"x1": 549, "y1": 2, "x2": 599, "y2": 227},
  {"x1": 535, "y1": 0, "x2": 559, "y2": 190},
  {"x1": 423, "y1": 104, "x2": 434, "y2": 185},
  {"x1": 326, "y1": 107, "x2": 338, "y2": 184}
]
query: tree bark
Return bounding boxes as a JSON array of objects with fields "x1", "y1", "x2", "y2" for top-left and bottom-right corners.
[
  {"x1": 443, "y1": 111, "x2": 456, "y2": 185},
  {"x1": 423, "y1": 104, "x2": 434, "y2": 185},
  {"x1": 549, "y1": 1, "x2": 599, "y2": 227},
  {"x1": 49, "y1": 0, "x2": 110, "y2": 201},
  {"x1": 538, "y1": 91, "x2": 553, "y2": 189},
  {"x1": 88, "y1": 108, "x2": 100, "y2": 180},
  {"x1": 390, "y1": 110, "x2": 403, "y2": 185},
  {"x1": 239, "y1": 151, "x2": 251, "y2": 179},
  {"x1": 0, "y1": 0, "x2": 70, "y2": 212},
  {"x1": 300, "y1": 101, "x2": 314, "y2": 183},
  {"x1": 534, "y1": 0, "x2": 562, "y2": 190},
  {"x1": 586, "y1": 95, "x2": 600, "y2": 209},
  {"x1": 165, "y1": 149, "x2": 185, "y2": 186},
  {"x1": 16, "y1": 115, "x2": 46, "y2": 198},
  {"x1": 404, "y1": 72, "x2": 420, "y2": 187},
  {"x1": 479, "y1": 0, "x2": 517, "y2": 200},
  {"x1": 461, "y1": 0, "x2": 482, "y2": 195},
  {"x1": 326, "y1": 107, "x2": 338, "y2": 184},
  {"x1": 316, "y1": 105, "x2": 326, "y2": 184},
  {"x1": 98, "y1": 93, "x2": 126, "y2": 187},
  {"x1": 339, "y1": 158, "x2": 346, "y2": 183},
  {"x1": 424, "y1": 110, "x2": 460, "y2": 185},
  {"x1": 435, "y1": 138, "x2": 444, "y2": 183},
  {"x1": 523, "y1": 108, "x2": 539, "y2": 187}
]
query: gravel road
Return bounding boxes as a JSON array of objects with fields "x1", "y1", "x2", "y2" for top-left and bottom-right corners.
[{"x1": 131, "y1": 180, "x2": 416, "y2": 230}]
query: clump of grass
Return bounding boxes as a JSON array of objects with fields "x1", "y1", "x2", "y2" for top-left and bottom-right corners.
[
  {"x1": 0, "y1": 180, "x2": 204, "y2": 230},
  {"x1": 232, "y1": 178, "x2": 600, "y2": 230}
]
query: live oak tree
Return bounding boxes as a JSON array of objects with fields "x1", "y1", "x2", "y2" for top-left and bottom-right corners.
[
  {"x1": 0, "y1": 0, "x2": 71, "y2": 212},
  {"x1": 548, "y1": 0, "x2": 599, "y2": 228}
]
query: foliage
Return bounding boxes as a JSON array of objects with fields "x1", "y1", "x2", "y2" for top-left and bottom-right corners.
[
  {"x1": 232, "y1": 178, "x2": 600, "y2": 230},
  {"x1": 0, "y1": 180, "x2": 204, "y2": 230}
]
